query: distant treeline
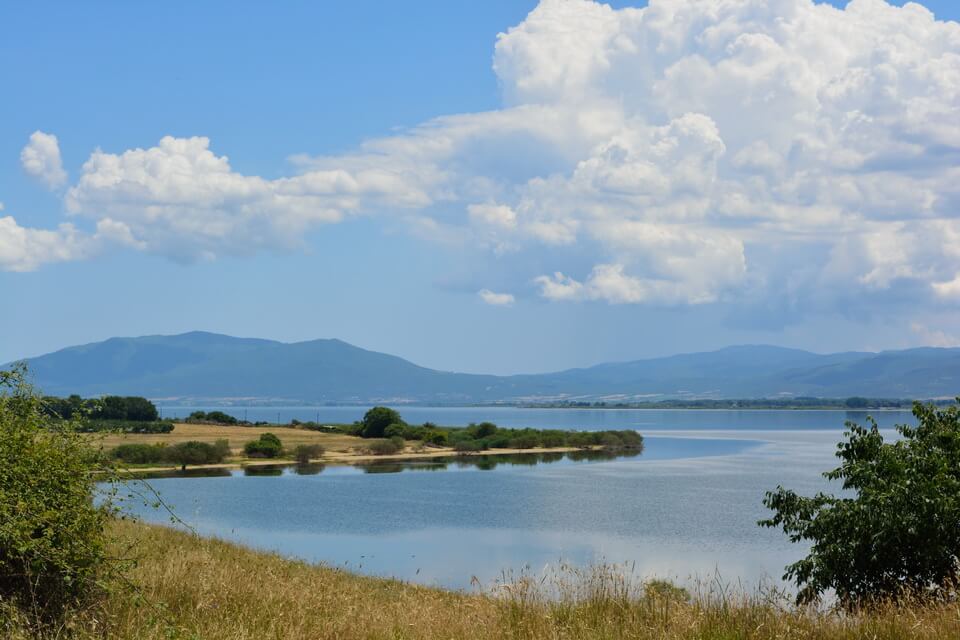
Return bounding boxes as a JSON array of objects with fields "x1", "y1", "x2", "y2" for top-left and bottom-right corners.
[
  {"x1": 42, "y1": 394, "x2": 160, "y2": 421},
  {"x1": 42, "y1": 394, "x2": 173, "y2": 433},
  {"x1": 522, "y1": 397, "x2": 947, "y2": 410},
  {"x1": 331, "y1": 406, "x2": 644, "y2": 453}
]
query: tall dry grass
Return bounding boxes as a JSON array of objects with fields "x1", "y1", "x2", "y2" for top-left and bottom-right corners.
[{"x1": 4, "y1": 520, "x2": 960, "y2": 639}]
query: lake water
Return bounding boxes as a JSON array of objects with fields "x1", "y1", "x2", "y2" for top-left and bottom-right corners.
[{"x1": 124, "y1": 407, "x2": 918, "y2": 592}]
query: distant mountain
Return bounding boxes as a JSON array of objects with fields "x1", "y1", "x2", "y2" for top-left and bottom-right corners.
[{"x1": 7, "y1": 332, "x2": 960, "y2": 402}]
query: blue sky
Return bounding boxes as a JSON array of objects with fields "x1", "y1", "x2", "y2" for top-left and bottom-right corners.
[{"x1": 2, "y1": 0, "x2": 960, "y2": 374}]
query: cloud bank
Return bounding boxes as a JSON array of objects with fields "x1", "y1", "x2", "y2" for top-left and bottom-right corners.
[{"x1": 6, "y1": 0, "x2": 960, "y2": 317}]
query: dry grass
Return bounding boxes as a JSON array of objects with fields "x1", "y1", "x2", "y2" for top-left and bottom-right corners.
[
  {"x1": 91, "y1": 422, "x2": 362, "y2": 453},
  {"x1": 7, "y1": 520, "x2": 960, "y2": 639}
]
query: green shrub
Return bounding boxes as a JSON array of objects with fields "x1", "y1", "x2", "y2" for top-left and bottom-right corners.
[
  {"x1": 110, "y1": 443, "x2": 167, "y2": 464},
  {"x1": 166, "y1": 440, "x2": 228, "y2": 469},
  {"x1": 423, "y1": 430, "x2": 448, "y2": 446},
  {"x1": 293, "y1": 443, "x2": 325, "y2": 463},
  {"x1": 360, "y1": 407, "x2": 404, "y2": 438},
  {"x1": 0, "y1": 367, "x2": 115, "y2": 626},
  {"x1": 244, "y1": 433, "x2": 283, "y2": 458},
  {"x1": 762, "y1": 401, "x2": 960, "y2": 606},
  {"x1": 454, "y1": 440, "x2": 483, "y2": 453},
  {"x1": 383, "y1": 423, "x2": 406, "y2": 439}
]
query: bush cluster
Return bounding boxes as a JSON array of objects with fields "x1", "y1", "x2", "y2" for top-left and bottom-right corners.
[
  {"x1": 187, "y1": 410, "x2": 239, "y2": 425},
  {"x1": 78, "y1": 420, "x2": 174, "y2": 434},
  {"x1": 110, "y1": 439, "x2": 230, "y2": 468}
]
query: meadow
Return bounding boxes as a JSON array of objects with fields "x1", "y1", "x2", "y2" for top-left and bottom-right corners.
[{"x1": 5, "y1": 519, "x2": 959, "y2": 640}]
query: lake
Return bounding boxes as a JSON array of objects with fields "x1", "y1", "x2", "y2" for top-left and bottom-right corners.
[{"x1": 123, "y1": 407, "x2": 918, "y2": 592}]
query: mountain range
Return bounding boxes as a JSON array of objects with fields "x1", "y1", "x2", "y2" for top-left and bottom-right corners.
[{"x1": 7, "y1": 331, "x2": 960, "y2": 403}]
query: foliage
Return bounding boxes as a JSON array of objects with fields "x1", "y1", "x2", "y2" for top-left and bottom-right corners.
[
  {"x1": 0, "y1": 367, "x2": 114, "y2": 626},
  {"x1": 187, "y1": 410, "x2": 239, "y2": 425},
  {"x1": 42, "y1": 394, "x2": 159, "y2": 422},
  {"x1": 360, "y1": 406, "x2": 404, "y2": 438},
  {"x1": 761, "y1": 400, "x2": 960, "y2": 606},
  {"x1": 293, "y1": 443, "x2": 325, "y2": 464},
  {"x1": 78, "y1": 420, "x2": 174, "y2": 434},
  {"x1": 244, "y1": 433, "x2": 283, "y2": 458},
  {"x1": 110, "y1": 443, "x2": 168, "y2": 464},
  {"x1": 367, "y1": 438, "x2": 404, "y2": 456},
  {"x1": 383, "y1": 422, "x2": 406, "y2": 439},
  {"x1": 166, "y1": 440, "x2": 229, "y2": 469}
]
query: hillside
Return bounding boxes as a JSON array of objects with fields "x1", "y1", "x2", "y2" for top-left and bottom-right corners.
[{"x1": 7, "y1": 332, "x2": 960, "y2": 402}]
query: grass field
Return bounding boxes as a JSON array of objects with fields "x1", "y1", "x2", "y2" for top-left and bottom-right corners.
[
  {"x1": 5, "y1": 520, "x2": 960, "y2": 639},
  {"x1": 90, "y1": 422, "x2": 364, "y2": 454}
]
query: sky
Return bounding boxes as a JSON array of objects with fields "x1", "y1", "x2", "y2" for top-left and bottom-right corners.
[{"x1": 2, "y1": 0, "x2": 960, "y2": 374}]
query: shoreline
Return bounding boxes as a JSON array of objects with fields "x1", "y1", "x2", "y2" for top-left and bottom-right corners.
[{"x1": 117, "y1": 444, "x2": 618, "y2": 475}]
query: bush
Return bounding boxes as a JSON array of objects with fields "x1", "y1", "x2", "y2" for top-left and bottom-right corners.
[
  {"x1": 244, "y1": 433, "x2": 283, "y2": 458},
  {"x1": 166, "y1": 440, "x2": 228, "y2": 469},
  {"x1": 110, "y1": 443, "x2": 167, "y2": 464},
  {"x1": 383, "y1": 422, "x2": 406, "y2": 439},
  {"x1": 454, "y1": 440, "x2": 483, "y2": 453},
  {"x1": 0, "y1": 367, "x2": 113, "y2": 625},
  {"x1": 761, "y1": 401, "x2": 960, "y2": 606},
  {"x1": 367, "y1": 438, "x2": 404, "y2": 456},
  {"x1": 423, "y1": 430, "x2": 448, "y2": 446},
  {"x1": 293, "y1": 443, "x2": 325, "y2": 463}
]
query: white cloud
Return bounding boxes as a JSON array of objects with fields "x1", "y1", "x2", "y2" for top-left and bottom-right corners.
[
  {"x1": 10, "y1": 0, "x2": 960, "y2": 316},
  {"x1": 910, "y1": 322, "x2": 960, "y2": 348},
  {"x1": 21, "y1": 131, "x2": 67, "y2": 189},
  {"x1": 478, "y1": 289, "x2": 516, "y2": 306}
]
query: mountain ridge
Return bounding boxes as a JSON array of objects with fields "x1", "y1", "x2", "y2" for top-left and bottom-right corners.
[{"x1": 7, "y1": 332, "x2": 960, "y2": 402}]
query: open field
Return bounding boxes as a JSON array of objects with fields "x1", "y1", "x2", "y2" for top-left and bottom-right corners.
[
  {"x1": 89, "y1": 422, "x2": 363, "y2": 453},
  {"x1": 5, "y1": 519, "x2": 960, "y2": 639}
]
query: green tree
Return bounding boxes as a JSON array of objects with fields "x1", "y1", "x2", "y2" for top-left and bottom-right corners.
[
  {"x1": 761, "y1": 401, "x2": 960, "y2": 606},
  {"x1": 360, "y1": 406, "x2": 403, "y2": 438},
  {"x1": 0, "y1": 367, "x2": 114, "y2": 625}
]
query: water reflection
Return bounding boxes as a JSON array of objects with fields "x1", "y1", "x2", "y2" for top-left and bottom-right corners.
[
  {"x1": 356, "y1": 448, "x2": 643, "y2": 474},
  {"x1": 134, "y1": 448, "x2": 645, "y2": 479}
]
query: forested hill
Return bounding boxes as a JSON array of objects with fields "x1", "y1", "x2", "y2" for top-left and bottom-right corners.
[{"x1": 8, "y1": 332, "x2": 960, "y2": 403}]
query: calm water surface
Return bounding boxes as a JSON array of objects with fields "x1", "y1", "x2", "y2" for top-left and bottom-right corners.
[{"x1": 125, "y1": 408, "x2": 917, "y2": 591}]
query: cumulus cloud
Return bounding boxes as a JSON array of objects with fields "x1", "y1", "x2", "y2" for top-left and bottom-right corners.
[
  {"x1": 478, "y1": 289, "x2": 516, "y2": 306},
  {"x1": 0, "y1": 211, "x2": 141, "y2": 272},
  {"x1": 11, "y1": 0, "x2": 960, "y2": 314},
  {"x1": 21, "y1": 131, "x2": 67, "y2": 189}
]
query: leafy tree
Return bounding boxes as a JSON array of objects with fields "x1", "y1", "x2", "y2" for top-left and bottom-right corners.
[
  {"x1": 122, "y1": 396, "x2": 159, "y2": 421},
  {"x1": 360, "y1": 406, "x2": 403, "y2": 438},
  {"x1": 0, "y1": 367, "x2": 115, "y2": 625},
  {"x1": 470, "y1": 421, "x2": 499, "y2": 439},
  {"x1": 761, "y1": 401, "x2": 960, "y2": 606}
]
